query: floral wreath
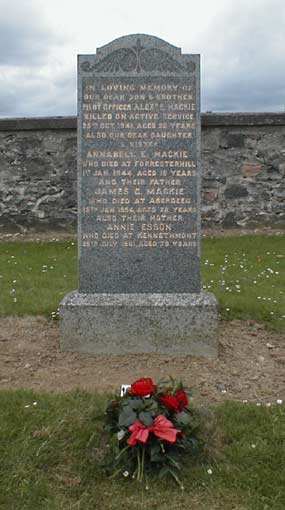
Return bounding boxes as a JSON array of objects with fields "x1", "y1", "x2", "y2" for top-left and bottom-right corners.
[{"x1": 104, "y1": 377, "x2": 200, "y2": 488}]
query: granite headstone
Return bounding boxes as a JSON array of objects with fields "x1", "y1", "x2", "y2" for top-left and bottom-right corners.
[{"x1": 60, "y1": 34, "x2": 218, "y2": 356}]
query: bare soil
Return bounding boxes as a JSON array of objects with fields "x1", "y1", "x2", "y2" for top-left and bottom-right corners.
[{"x1": 0, "y1": 317, "x2": 284, "y2": 404}]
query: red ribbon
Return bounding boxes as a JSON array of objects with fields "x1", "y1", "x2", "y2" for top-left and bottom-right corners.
[{"x1": 127, "y1": 414, "x2": 181, "y2": 446}]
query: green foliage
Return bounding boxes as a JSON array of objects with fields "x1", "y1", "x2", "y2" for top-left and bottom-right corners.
[
  {"x1": 138, "y1": 411, "x2": 153, "y2": 426},
  {"x1": 0, "y1": 390, "x2": 284, "y2": 509},
  {"x1": 104, "y1": 377, "x2": 201, "y2": 487},
  {"x1": 176, "y1": 411, "x2": 191, "y2": 426},
  {"x1": 118, "y1": 405, "x2": 137, "y2": 427}
]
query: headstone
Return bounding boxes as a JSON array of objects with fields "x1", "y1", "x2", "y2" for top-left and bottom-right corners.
[{"x1": 60, "y1": 34, "x2": 218, "y2": 356}]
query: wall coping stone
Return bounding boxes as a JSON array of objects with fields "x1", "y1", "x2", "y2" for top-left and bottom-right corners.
[
  {"x1": 0, "y1": 116, "x2": 77, "y2": 131},
  {"x1": 202, "y1": 112, "x2": 285, "y2": 126},
  {"x1": 0, "y1": 113, "x2": 285, "y2": 131}
]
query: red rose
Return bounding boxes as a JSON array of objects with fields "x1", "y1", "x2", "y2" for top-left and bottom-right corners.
[
  {"x1": 129, "y1": 377, "x2": 156, "y2": 396},
  {"x1": 174, "y1": 390, "x2": 188, "y2": 410},
  {"x1": 159, "y1": 392, "x2": 180, "y2": 413}
]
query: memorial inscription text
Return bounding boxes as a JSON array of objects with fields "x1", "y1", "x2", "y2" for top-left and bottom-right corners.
[{"x1": 80, "y1": 77, "x2": 198, "y2": 250}]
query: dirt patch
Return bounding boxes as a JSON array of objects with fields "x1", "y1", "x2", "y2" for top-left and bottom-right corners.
[
  {"x1": 0, "y1": 317, "x2": 284, "y2": 404},
  {"x1": 0, "y1": 231, "x2": 77, "y2": 242}
]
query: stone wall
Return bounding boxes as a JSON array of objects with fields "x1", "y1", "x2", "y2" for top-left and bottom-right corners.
[{"x1": 0, "y1": 113, "x2": 284, "y2": 231}]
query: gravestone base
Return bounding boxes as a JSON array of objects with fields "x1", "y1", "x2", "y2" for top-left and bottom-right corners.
[{"x1": 59, "y1": 291, "x2": 218, "y2": 357}]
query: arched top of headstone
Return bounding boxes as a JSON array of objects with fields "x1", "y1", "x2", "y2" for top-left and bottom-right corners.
[
  {"x1": 97, "y1": 34, "x2": 182, "y2": 58},
  {"x1": 80, "y1": 34, "x2": 197, "y2": 75}
]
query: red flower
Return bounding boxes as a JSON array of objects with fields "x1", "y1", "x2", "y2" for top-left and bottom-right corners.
[
  {"x1": 129, "y1": 377, "x2": 156, "y2": 396},
  {"x1": 174, "y1": 390, "x2": 188, "y2": 410},
  {"x1": 159, "y1": 392, "x2": 180, "y2": 413}
]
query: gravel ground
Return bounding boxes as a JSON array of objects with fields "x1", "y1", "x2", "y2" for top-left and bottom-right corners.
[{"x1": 0, "y1": 316, "x2": 284, "y2": 404}]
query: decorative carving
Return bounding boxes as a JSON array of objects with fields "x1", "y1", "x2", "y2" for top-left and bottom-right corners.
[{"x1": 81, "y1": 38, "x2": 195, "y2": 74}]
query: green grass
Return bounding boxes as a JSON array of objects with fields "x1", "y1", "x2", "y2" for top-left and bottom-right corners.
[
  {"x1": 0, "y1": 235, "x2": 284, "y2": 330},
  {"x1": 0, "y1": 390, "x2": 284, "y2": 510},
  {"x1": 201, "y1": 235, "x2": 285, "y2": 330},
  {"x1": 0, "y1": 240, "x2": 77, "y2": 317}
]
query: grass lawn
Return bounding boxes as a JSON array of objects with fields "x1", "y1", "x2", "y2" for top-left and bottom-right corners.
[
  {"x1": 0, "y1": 390, "x2": 284, "y2": 510},
  {"x1": 0, "y1": 239, "x2": 284, "y2": 508},
  {"x1": 0, "y1": 240, "x2": 77, "y2": 317},
  {"x1": 202, "y1": 235, "x2": 285, "y2": 330},
  {"x1": 0, "y1": 235, "x2": 284, "y2": 330}
]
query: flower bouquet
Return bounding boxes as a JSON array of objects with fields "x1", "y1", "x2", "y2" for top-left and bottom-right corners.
[{"x1": 104, "y1": 377, "x2": 200, "y2": 488}]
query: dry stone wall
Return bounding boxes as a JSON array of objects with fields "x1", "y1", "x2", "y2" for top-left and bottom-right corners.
[{"x1": 0, "y1": 113, "x2": 284, "y2": 231}]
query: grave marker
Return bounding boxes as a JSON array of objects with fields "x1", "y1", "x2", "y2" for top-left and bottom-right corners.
[{"x1": 60, "y1": 34, "x2": 218, "y2": 356}]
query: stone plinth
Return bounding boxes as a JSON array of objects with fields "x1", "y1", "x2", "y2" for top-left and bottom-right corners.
[{"x1": 60, "y1": 291, "x2": 218, "y2": 356}]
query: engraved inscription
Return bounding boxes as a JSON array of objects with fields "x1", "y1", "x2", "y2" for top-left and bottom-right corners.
[{"x1": 80, "y1": 77, "x2": 198, "y2": 250}]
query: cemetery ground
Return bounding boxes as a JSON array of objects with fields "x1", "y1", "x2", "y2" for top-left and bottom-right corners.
[
  {"x1": 0, "y1": 232, "x2": 284, "y2": 401},
  {"x1": 0, "y1": 232, "x2": 284, "y2": 509}
]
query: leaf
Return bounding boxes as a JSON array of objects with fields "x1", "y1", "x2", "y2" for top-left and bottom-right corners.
[
  {"x1": 158, "y1": 466, "x2": 170, "y2": 479},
  {"x1": 150, "y1": 443, "x2": 164, "y2": 462},
  {"x1": 165, "y1": 454, "x2": 181, "y2": 471},
  {"x1": 145, "y1": 400, "x2": 158, "y2": 412},
  {"x1": 188, "y1": 437, "x2": 200, "y2": 454},
  {"x1": 175, "y1": 411, "x2": 191, "y2": 425},
  {"x1": 139, "y1": 411, "x2": 153, "y2": 426},
  {"x1": 128, "y1": 399, "x2": 143, "y2": 411},
  {"x1": 121, "y1": 399, "x2": 131, "y2": 407},
  {"x1": 118, "y1": 406, "x2": 136, "y2": 427},
  {"x1": 168, "y1": 468, "x2": 183, "y2": 488}
]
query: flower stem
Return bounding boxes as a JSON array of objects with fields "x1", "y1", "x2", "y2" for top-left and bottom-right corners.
[
  {"x1": 140, "y1": 444, "x2": 146, "y2": 483},
  {"x1": 145, "y1": 471, "x2": 149, "y2": 490},
  {"x1": 136, "y1": 447, "x2": 141, "y2": 482}
]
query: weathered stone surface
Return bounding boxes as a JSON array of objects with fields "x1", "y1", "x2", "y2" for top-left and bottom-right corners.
[
  {"x1": 224, "y1": 184, "x2": 249, "y2": 199},
  {"x1": 77, "y1": 34, "x2": 200, "y2": 293},
  {"x1": 0, "y1": 126, "x2": 77, "y2": 231},
  {"x1": 241, "y1": 162, "x2": 263, "y2": 177},
  {"x1": 1, "y1": 113, "x2": 285, "y2": 231},
  {"x1": 222, "y1": 132, "x2": 246, "y2": 148},
  {"x1": 201, "y1": 121, "x2": 285, "y2": 227},
  {"x1": 59, "y1": 291, "x2": 218, "y2": 356},
  {"x1": 203, "y1": 190, "x2": 219, "y2": 203}
]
